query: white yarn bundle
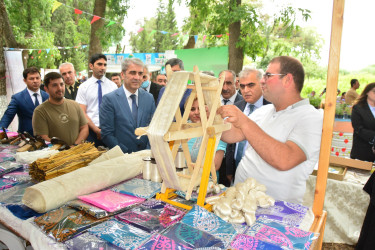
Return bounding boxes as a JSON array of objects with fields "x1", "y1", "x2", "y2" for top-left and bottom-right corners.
[{"x1": 206, "y1": 178, "x2": 275, "y2": 226}]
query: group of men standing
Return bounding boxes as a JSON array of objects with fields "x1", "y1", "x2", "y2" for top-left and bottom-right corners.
[{"x1": 0, "y1": 55, "x2": 322, "y2": 204}]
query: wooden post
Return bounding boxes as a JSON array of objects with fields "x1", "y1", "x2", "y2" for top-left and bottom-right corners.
[{"x1": 313, "y1": 0, "x2": 345, "y2": 217}]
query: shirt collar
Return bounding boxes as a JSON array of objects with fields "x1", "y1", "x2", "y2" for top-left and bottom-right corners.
[
  {"x1": 123, "y1": 85, "x2": 138, "y2": 99},
  {"x1": 27, "y1": 87, "x2": 41, "y2": 96},
  {"x1": 221, "y1": 91, "x2": 238, "y2": 103}
]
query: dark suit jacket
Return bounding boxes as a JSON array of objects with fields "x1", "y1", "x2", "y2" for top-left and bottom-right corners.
[
  {"x1": 223, "y1": 98, "x2": 271, "y2": 178},
  {"x1": 149, "y1": 82, "x2": 163, "y2": 104},
  {"x1": 64, "y1": 81, "x2": 81, "y2": 100},
  {"x1": 234, "y1": 92, "x2": 244, "y2": 103},
  {"x1": 100, "y1": 88, "x2": 156, "y2": 153},
  {"x1": 0, "y1": 88, "x2": 49, "y2": 134},
  {"x1": 350, "y1": 103, "x2": 375, "y2": 162}
]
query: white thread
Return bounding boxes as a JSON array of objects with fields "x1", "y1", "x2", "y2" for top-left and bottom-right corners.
[{"x1": 142, "y1": 157, "x2": 152, "y2": 180}]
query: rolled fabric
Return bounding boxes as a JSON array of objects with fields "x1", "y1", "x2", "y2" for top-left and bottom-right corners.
[
  {"x1": 22, "y1": 147, "x2": 151, "y2": 213},
  {"x1": 15, "y1": 149, "x2": 59, "y2": 164}
]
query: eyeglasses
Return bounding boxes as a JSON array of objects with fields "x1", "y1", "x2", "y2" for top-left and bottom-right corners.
[
  {"x1": 263, "y1": 72, "x2": 286, "y2": 80},
  {"x1": 239, "y1": 83, "x2": 256, "y2": 89}
]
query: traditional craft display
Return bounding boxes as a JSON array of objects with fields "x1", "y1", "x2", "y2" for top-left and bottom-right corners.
[
  {"x1": 64, "y1": 232, "x2": 122, "y2": 250},
  {"x1": 111, "y1": 178, "x2": 162, "y2": 199},
  {"x1": 67, "y1": 200, "x2": 123, "y2": 219},
  {"x1": 0, "y1": 178, "x2": 18, "y2": 190},
  {"x1": 116, "y1": 199, "x2": 186, "y2": 233},
  {"x1": 0, "y1": 182, "x2": 34, "y2": 205},
  {"x1": 162, "y1": 222, "x2": 225, "y2": 248},
  {"x1": 29, "y1": 142, "x2": 103, "y2": 181},
  {"x1": 181, "y1": 205, "x2": 238, "y2": 246},
  {"x1": 89, "y1": 219, "x2": 151, "y2": 249},
  {"x1": 22, "y1": 147, "x2": 151, "y2": 213},
  {"x1": 207, "y1": 177, "x2": 275, "y2": 225},
  {"x1": 78, "y1": 190, "x2": 145, "y2": 213},
  {"x1": 230, "y1": 234, "x2": 283, "y2": 250},
  {"x1": 34, "y1": 207, "x2": 107, "y2": 242},
  {"x1": 137, "y1": 233, "x2": 193, "y2": 250},
  {"x1": 15, "y1": 149, "x2": 59, "y2": 164},
  {"x1": 243, "y1": 218, "x2": 318, "y2": 249}
]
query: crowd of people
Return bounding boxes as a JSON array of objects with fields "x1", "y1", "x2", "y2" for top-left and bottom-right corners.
[{"x1": 0, "y1": 55, "x2": 326, "y2": 205}]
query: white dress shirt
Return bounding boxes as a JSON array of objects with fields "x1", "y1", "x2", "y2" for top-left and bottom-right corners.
[
  {"x1": 75, "y1": 76, "x2": 117, "y2": 127},
  {"x1": 221, "y1": 92, "x2": 239, "y2": 105},
  {"x1": 27, "y1": 88, "x2": 42, "y2": 105},
  {"x1": 123, "y1": 85, "x2": 139, "y2": 112}
]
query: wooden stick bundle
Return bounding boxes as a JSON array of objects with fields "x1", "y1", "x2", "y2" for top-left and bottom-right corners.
[{"x1": 29, "y1": 143, "x2": 103, "y2": 182}]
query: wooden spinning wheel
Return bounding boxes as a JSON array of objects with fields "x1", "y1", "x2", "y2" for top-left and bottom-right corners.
[{"x1": 136, "y1": 65, "x2": 230, "y2": 204}]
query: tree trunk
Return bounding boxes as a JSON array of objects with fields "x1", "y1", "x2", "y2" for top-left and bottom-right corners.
[
  {"x1": 0, "y1": 0, "x2": 18, "y2": 95},
  {"x1": 228, "y1": 0, "x2": 243, "y2": 73},
  {"x1": 183, "y1": 36, "x2": 195, "y2": 49},
  {"x1": 88, "y1": 0, "x2": 106, "y2": 68}
]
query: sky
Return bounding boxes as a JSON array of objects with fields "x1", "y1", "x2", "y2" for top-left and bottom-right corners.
[{"x1": 121, "y1": 0, "x2": 375, "y2": 71}]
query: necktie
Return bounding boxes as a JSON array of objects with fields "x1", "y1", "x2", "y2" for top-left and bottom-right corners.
[
  {"x1": 97, "y1": 80, "x2": 102, "y2": 109},
  {"x1": 33, "y1": 93, "x2": 39, "y2": 107},
  {"x1": 130, "y1": 94, "x2": 138, "y2": 123},
  {"x1": 235, "y1": 103, "x2": 256, "y2": 167},
  {"x1": 223, "y1": 99, "x2": 230, "y2": 105},
  {"x1": 69, "y1": 85, "x2": 74, "y2": 94}
]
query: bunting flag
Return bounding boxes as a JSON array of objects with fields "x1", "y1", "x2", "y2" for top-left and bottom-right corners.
[
  {"x1": 137, "y1": 27, "x2": 144, "y2": 33},
  {"x1": 38, "y1": 49, "x2": 42, "y2": 54},
  {"x1": 160, "y1": 31, "x2": 168, "y2": 34},
  {"x1": 74, "y1": 8, "x2": 83, "y2": 14},
  {"x1": 46, "y1": 49, "x2": 50, "y2": 54},
  {"x1": 52, "y1": 1, "x2": 63, "y2": 13},
  {"x1": 106, "y1": 21, "x2": 116, "y2": 27},
  {"x1": 216, "y1": 34, "x2": 223, "y2": 38},
  {"x1": 171, "y1": 33, "x2": 179, "y2": 37},
  {"x1": 150, "y1": 30, "x2": 157, "y2": 36},
  {"x1": 91, "y1": 15, "x2": 101, "y2": 24},
  {"x1": 203, "y1": 35, "x2": 207, "y2": 43},
  {"x1": 194, "y1": 35, "x2": 198, "y2": 43}
]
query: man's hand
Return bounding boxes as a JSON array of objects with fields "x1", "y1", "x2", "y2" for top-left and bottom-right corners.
[
  {"x1": 94, "y1": 127, "x2": 101, "y2": 140},
  {"x1": 217, "y1": 105, "x2": 249, "y2": 129}
]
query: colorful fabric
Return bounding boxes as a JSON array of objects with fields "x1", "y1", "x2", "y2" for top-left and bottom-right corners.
[
  {"x1": 78, "y1": 190, "x2": 145, "y2": 213},
  {"x1": 111, "y1": 178, "x2": 161, "y2": 199},
  {"x1": 89, "y1": 219, "x2": 151, "y2": 249},
  {"x1": 0, "y1": 153, "x2": 15, "y2": 163},
  {"x1": 0, "y1": 164, "x2": 23, "y2": 177},
  {"x1": 7, "y1": 204, "x2": 44, "y2": 220},
  {"x1": 230, "y1": 234, "x2": 282, "y2": 250},
  {"x1": 0, "y1": 178, "x2": 18, "y2": 190},
  {"x1": 244, "y1": 218, "x2": 317, "y2": 250},
  {"x1": 64, "y1": 232, "x2": 122, "y2": 250},
  {"x1": 0, "y1": 181, "x2": 33, "y2": 204},
  {"x1": 255, "y1": 201, "x2": 309, "y2": 227},
  {"x1": 2, "y1": 171, "x2": 30, "y2": 183},
  {"x1": 116, "y1": 199, "x2": 186, "y2": 233},
  {"x1": 175, "y1": 188, "x2": 226, "y2": 202},
  {"x1": 34, "y1": 207, "x2": 106, "y2": 242},
  {"x1": 162, "y1": 222, "x2": 225, "y2": 249},
  {"x1": 137, "y1": 233, "x2": 193, "y2": 250},
  {"x1": 181, "y1": 205, "x2": 237, "y2": 245}
]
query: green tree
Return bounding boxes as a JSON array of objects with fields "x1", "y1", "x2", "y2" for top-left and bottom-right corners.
[{"x1": 130, "y1": 0, "x2": 180, "y2": 53}]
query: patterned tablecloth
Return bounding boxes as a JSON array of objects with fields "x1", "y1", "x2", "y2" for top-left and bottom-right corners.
[{"x1": 303, "y1": 174, "x2": 370, "y2": 245}]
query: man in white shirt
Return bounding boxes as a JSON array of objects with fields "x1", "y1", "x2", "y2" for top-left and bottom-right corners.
[
  {"x1": 219, "y1": 70, "x2": 243, "y2": 106},
  {"x1": 75, "y1": 54, "x2": 117, "y2": 146},
  {"x1": 218, "y1": 56, "x2": 323, "y2": 204}
]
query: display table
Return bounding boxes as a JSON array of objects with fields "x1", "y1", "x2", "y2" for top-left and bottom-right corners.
[{"x1": 303, "y1": 174, "x2": 369, "y2": 245}]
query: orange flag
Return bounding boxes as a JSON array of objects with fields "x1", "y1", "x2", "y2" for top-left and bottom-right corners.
[{"x1": 91, "y1": 15, "x2": 101, "y2": 24}]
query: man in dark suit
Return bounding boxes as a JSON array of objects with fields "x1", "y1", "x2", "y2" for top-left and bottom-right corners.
[
  {"x1": 100, "y1": 58, "x2": 156, "y2": 153},
  {"x1": 220, "y1": 68, "x2": 270, "y2": 185},
  {"x1": 59, "y1": 63, "x2": 81, "y2": 100},
  {"x1": 219, "y1": 70, "x2": 243, "y2": 106},
  {"x1": 111, "y1": 73, "x2": 122, "y2": 88},
  {"x1": 0, "y1": 67, "x2": 49, "y2": 134},
  {"x1": 141, "y1": 65, "x2": 162, "y2": 103}
]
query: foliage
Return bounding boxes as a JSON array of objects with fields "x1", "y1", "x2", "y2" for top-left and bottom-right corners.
[
  {"x1": 4, "y1": 0, "x2": 128, "y2": 71},
  {"x1": 308, "y1": 96, "x2": 321, "y2": 109},
  {"x1": 130, "y1": 0, "x2": 181, "y2": 53}
]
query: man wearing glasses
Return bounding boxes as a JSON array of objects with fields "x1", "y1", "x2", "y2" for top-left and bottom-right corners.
[
  {"x1": 224, "y1": 68, "x2": 270, "y2": 185},
  {"x1": 218, "y1": 56, "x2": 323, "y2": 204},
  {"x1": 219, "y1": 70, "x2": 243, "y2": 106}
]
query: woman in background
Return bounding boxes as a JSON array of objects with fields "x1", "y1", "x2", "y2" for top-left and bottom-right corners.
[
  {"x1": 187, "y1": 98, "x2": 226, "y2": 180},
  {"x1": 350, "y1": 82, "x2": 375, "y2": 162}
]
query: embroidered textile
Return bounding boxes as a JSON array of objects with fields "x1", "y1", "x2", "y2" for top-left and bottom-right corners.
[
  {"x1": 111, "y1": 178, "x2": 161, "y2": 199},
  {"x1": 0, "y1": 182, "x2": 33, "y2": 204},
  {"x1": 244, "y1": 218, "x2": 317, "y2": 250},
  {"x1": 0, "y1": 178, "x2": 18, "y2": 190},
  {"x1": 64, "y1": 232, "x2": 122, "y2": 250},
  {"x1": 255, "y1": 201, "x2": 309, "y2": 227},
  {"x1": 230, "y1": 234, "x2": 282, "y2": 250},
  {"x1": 116, "y1": 199, "x2": 186, "y2": 233},
  {"x1": 89, "y1": 219, "x2": 151, "y2": 249},
  {"x1": 162, "y1": 222, "x2": 225, "y2": 249},
  {"x1": 137, "y1": 233, "x2": 193, "y2": 250},
  {"x1": 34, "y1": 207, "x2": 107, "y2": 242},
  {"x1": 181, "y1": 205, "x2": 237, "y2": 245}
]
